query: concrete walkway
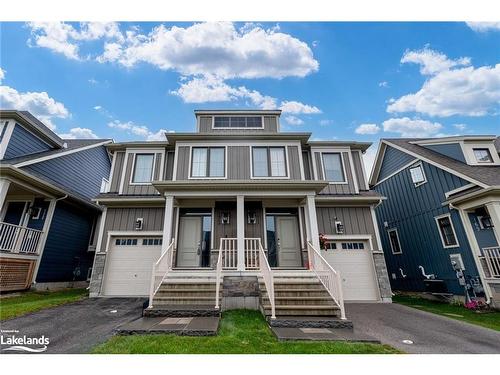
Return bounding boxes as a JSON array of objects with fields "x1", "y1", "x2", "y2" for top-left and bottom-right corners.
[{"x1": 346, "y1": 303, "x2": 500, "y2": 354}]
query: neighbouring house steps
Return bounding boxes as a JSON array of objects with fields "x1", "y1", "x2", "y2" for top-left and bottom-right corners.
[{"x1": 260, "y1": 273, "x2": 353, "y2": 329}]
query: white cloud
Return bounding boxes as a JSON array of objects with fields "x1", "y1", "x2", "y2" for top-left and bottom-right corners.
[
  {"x1": 108, "y1": 120, "x2": 167, "y2": 141},
  {"x1": 378, "y1": 81, "x2": 388, "y2": 88},
  {"x1": 319, "y1": 119, "x2": 333, "y2": 126},
  {"x1": 453, "y1": 123, "x2": 467, "y2": 131},
  {"x1": 0, "y1": 70, "x2": 69, "y2": 131},
  {"x1": 284, "y1": 115, "x2": 304, "y2": 126},
  {"x1": 59, "y1": 127, "x2": 98, "y2": 139},
  {"x1": 0, "y1": 68, "x2": 5, "y2": 82},
  {"x1": 355, "y1": 123, "x2": 381, "y2": 135},
  {"x1": 382, "y1": 117, "x2": 443, "y2": 137},
  {"x1": 93, "y1": 105, "x2": 102, "y2": 110},
  {"x1": 96, "y1": 22, "x2": 318, "y2": 80},
  {"x1": 466, "y1": 22, "x2": 500, "y2": 32},
  {"x1": 279, "y1": 100, "x2": 321, "y2": 114},
  {"x1": 388, "y1": 47, "x2": 500, "y2": 117}
]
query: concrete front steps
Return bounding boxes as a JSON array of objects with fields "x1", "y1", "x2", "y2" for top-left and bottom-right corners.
[
  {"x1": 260, "y1": 273, "x2": 353, "y2": 329},
  {"x1": 144, "y1": 273, "x2": 221, "y2": 318}
]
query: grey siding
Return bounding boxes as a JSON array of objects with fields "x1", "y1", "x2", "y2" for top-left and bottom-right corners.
[
  {"x1": 315, "y1": 151, "x2": 357, "y2": 195},
  {"x1": 228, "y1": 146, "x2": 250, "y2": 179},
  {"x1": 288, "y1": 146, "x2": 301, "y2": 179},
  {"x1": 214, "y1": 203, "x2": 237, "y2": 250},
  {"x1": 423, "y1": 143, "x2": 466, "y2": 163},
  {"x1": 378, "y1": 145, "x2": 415, "y2": 181},
  {"x1": 302, "y1": 151, "x2": 312, "y2": 180},
  {"x1": 176, "y1": 146, "x2": 190, "y2": 180},
  {"x1": 198, "y1": 115, "x2": 278, "y2": 133},
  {"x1": 352, "y1": 150, "x2": 368, "y2": 190},
  {"x1": 163, "y1": 151, "x2": 175, "y2": 180},
  {"x1": 4, "y1": 123, "x2": 52, "y2": 159},
  {"x1": 101, "y1": 207, "x2": 165, "y2": 251},
  {"x1": 22, "y1": 145, "x2": 111, "y2": 200},
  {"x1": 316, "y1": 206, "x2": 379, "y2": 250},
  {"x1": 121, "y1": 152, "x2": 162, "y2": 195},
  {"x1": 374, "y1": 160, "x2": 479, "y2": 296},
  {"x1": 109, "y1": 152, "x2": 125, "y2": 193},
  {"x1": 245, "y1": 202, "x2": 264, "y2": 243}
]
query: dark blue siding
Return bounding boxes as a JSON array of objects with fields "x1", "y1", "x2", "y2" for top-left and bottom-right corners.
[
  {"x1": 36, "y1": 201, "x2": 95, "y2": 283},
  {"x1": 469, "y1": 213, "x2": 498, "y2": 250},
  {"x1": 374, "y1": 160, "x2": 480, "y2": 295},
  {"x1": 22, "y1": 145, "x2": 110, "y2": 200},
  {"x1": 378, "y1": 145, "x2": 416, "y2": 181},
  {"x1": 424, "y1": 143, "x2": 466, "y2": 163},
  {"x1": 4, "y1": 123, "x2": 52, "y2": 159}
]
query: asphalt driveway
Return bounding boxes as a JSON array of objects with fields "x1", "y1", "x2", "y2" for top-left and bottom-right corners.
[
  {"x1": 1, "y1": 297, "x2": 145, "y2": 354},
  {"x1": 346, "y1": 303, "x2": 500, "y2": 354}
]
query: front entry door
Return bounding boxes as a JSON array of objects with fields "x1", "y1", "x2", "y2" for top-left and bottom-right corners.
[
  {"x1": 276, "y1": 216, "x2": 302, "y2": 267},
  {"x1": 177, "y1": 216, "x2": 202, "y2": 267}
]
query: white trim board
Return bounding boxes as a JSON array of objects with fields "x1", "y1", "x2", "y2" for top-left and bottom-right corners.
[{"x1": 434, "y1": 213, "x2": 460, "y2": 249}]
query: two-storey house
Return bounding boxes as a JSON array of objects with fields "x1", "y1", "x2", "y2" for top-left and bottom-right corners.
[
  {"x1": 371, "y1": 136, "x2": 500, "y2": 308},
  {"x1": 90, "y1": 110, "x2": 391, "y2": 323},
  {"x1": 0, "y1": 110, "x2": 111, "y2": 292}
]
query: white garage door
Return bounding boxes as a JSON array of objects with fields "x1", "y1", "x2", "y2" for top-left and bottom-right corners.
[
  {"x1": 322, "y1": 240, "x2": 379, "y2": 301},
  {"x1": 102, "y1": 237, "x2": 162, "y2": 296}
]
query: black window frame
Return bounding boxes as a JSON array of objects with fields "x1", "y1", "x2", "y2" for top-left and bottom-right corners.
[
  {"x1": 251, "y1": 146, "x2": 288, "y2": 178},
  {"x1": 213, "y1": 116, "x2": 263, "y2": 129},
  {"x1": 436, "y1": 215, "x2": 459, "y2": 248},
  {"x1": 190, "y1": 147, "x2": 226, "y2": 178},
  {"x1": 388, "y1": 228, "x2": 402, "y2": 254}
]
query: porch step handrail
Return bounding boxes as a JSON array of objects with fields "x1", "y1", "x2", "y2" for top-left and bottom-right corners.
[
  {"x1": 215, "y1": 239, "x2": 224, "y2": 308},
  {"x1": 307, "y1": 241, "x2": 346, "y2": 320},
  {"x1": 220, "y1": 238, "x2": 238, "y2": 269},
  {"x1": 483, "y1": 246, "x2": 500, "y2": 278},
  {"x1": 0, "y1": 221, "x2": 44, "y2": 255},
  {"x1": 257, "y1": 239, "x2": 276, "y2": 319},
  {"x1": 148, "y1": 238, "x2": 175, "y2": 308},
  {"x1": 245, "y1": 238, "x2": 260, "y2": 269}
]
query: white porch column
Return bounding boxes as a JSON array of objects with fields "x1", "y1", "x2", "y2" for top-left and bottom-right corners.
[
  {"x1": 305, "y1": 194, "x2": 320, "y2": 249},
  {"x1": 236, "y1": 195, "x2": 245, "y2": 271},
  {"x1": 0, "y1": 178, "x2": 11, "y2": 213},
  {"x1": 486, "y1": 202, "x2": 500, "y2": 246},
  {"x1": 32, "y1": 198, "x2": 58, "y2": 284},
  {"x1": 162, "y1": 194, "x2": 175, "y2": 253}
]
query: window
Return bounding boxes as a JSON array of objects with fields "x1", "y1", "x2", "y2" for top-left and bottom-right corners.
[
  {"x1": 191, "y1": 147, "x2": 225, "y2": 177},
  {"x1": 435, "y1": 214, "x2": 459, "y2": 248},
  {"x1": 409, "y1": 164, "x2": 426, "y2": 186},
  {"x1": 325, "y1": 242, "x2": 337, "y2": 250},
  {"x1": 477, "y1": 215, "x2": 493, "y2": 229},
  {"x1": 142, "y1": 238, "x2": 163, "y2": 246},
  {"x1": 322, "y1": 153, "x2": 345, "y2": 182},
  {"x1": 252, "y1": 147, "x2": 287, "y2": 177},
  {"x1": 115, "y1": 238, "x2": 138, "y2": 246},
  {"x1": 341, "y1": 242, "x2": 365, "y2": 250},
  {"x1": 473, "y1": 148, "x2": 493, "y2": 163},
  {"x1": 388, "y1": 228, "x2": 402, "y2": 254},
  {"x1": 213, "y1": 116, "x2": 263, "y2": 129},
  {"x1": 132, "y1": 154, "x2": 154, "y2": 183}
]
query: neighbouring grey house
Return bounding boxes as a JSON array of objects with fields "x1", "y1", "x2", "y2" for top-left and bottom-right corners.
[
  {"x1": 370, "y1": 136, "x2": 500, "y2": 308},
  {"x1": 0, "y1": 110, "x2": 112, "y2": 291},
  {"x1": 90, "y1": 109, "x2": 391, "y2": 325}
]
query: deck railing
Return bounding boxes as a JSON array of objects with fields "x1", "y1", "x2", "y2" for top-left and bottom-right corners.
[
  {"x1": 220, "y1": 238, "x2": 238, "y2": 269},
  {"x1": 307, "y1": 241, "x2": 346, "y2": 320},
  {"x1": 215, "y1": 243, "x2": 224, "y2": 308},
  {"x1": 258, "y1": 239, "x2": 276, "y2": 319},
  {"x1": 245, "y1": 238, "x2": 260, "y2": 269},
  {"x1": 148, "y1": 238, "x2": 175, "y2": 308},
  {"x1": 0, "y1": 222, "x2": 44, "y2": 255},
  {"x1": 483, "y1": 246, "x2": 500, "y2": 278}
]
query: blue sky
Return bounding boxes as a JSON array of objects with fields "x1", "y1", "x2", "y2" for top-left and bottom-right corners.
[{"x1": 0, "y1": 21, "x2": 499, "y2": 170}]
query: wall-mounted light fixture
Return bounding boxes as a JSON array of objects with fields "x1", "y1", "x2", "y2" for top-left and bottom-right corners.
[
  {"x1": 221, "y1": 212, "x2": 230, "y2": 225},
  {"x1": 334, "y1": 218, "x2": 344, "y2": 234},
  {"x1": 135, "y1": 218, "x2": 144, "y2": 230},
  {"x1": 247, "y1": 211, "x2": 257, "y2": 224}
]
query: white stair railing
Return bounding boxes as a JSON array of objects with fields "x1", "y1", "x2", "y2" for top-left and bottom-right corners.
[
  {"x1": 483, "y1": 246, "x2": 500, "y2": 278},
  {"x1": 215, "y1": 241, "x2": 224, "y2": 309},
  {"x1": 245, "y1": 238, "x2": 260, "y2": 269},
  {"x1": 258, "y1": 239, "x2": 276, "y2": 319},
  {"x1": 148, "y1": 238, "x2": 175, "y2": 308},
  {"x1": 0, "y1": 222, "x2": 44, "y2": 255},
  {"x1": 220, "y1": 238, "x2": 238, "y2": 269},
  {"x1": 307, "y1": 241, "x2": 346, "y2": 320}
]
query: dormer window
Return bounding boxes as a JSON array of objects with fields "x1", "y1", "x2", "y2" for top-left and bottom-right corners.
[
  {"x1": 473, "y1": 148, "x2": 493, "y2": 163},
  {"x1": 132, "y1": 154, "x2": 155, "y2": 183},
  {"x1": 213, "y1": 116, "x2": 263, "y2": 129}
]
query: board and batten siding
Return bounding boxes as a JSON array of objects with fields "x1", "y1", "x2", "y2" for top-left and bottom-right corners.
[
  {"x1": 287, "y1": 146, "x2": 301, "y2": 179},
  {"x1": 316, "y1": 206, "x2": 379, "y2": 250},
  {"x1": 198, "y1": 115, "x2": 278, "y2": 133},
  {"x1": 163, "y1": 151, "x2": 175, "y2": 180},
  {"x1": 100, "y1": 207, "x2": 165, "y2": 251},
  {"x1": 378, "y1": 145, "x2": 416, "y2": 182},
  {"x1": 121, "y1": 152, "x2": 162, "y2": 195},
  {"x1": 21, "y1": 145, "x2": 111, "y2": 200},
  {"x1": 314, "y1": 151, "x2": 357, "y2": 194},
  {"x1": 36, "y1": 201, "x2": 95, "y2": 283},
  {"x1": 351, "y1": 151, "x2": 368, "y2": 190},
  {"x1": 302, "y1": 151, "x2": 312, "y2": 180},
  {"x1": 373, "y1": 160, "x2": 479, "y2": 295},
  {"x1": 423, "y1": 143, "x2": 466, "y2": 163},
  {"x1": 228, "y1": 146, "x2": 250, "y2": 179},
  {"x1": 175, "y1": 146, "x2": 191, "y2": 180},
  {"x1": 4, "y1": 123, "x2": 52, "y2": 159},
  {"x1": 109, "y1": 151, "x2": 125, "y2": 192}
]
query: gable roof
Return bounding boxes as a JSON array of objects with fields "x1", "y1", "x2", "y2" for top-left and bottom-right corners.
[{"x1": 370, "y1": 137, "x2": 500, "y2": 188}]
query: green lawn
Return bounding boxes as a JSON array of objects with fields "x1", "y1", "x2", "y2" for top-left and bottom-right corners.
[
  {"x1": 0, "y1": 288, "x2": 88, "y2": 321},
  {"x1": 92, "y1": 309, "x2": 400, "y2": 354},
  {"x1": 393, "y1": 295, "x2": 500, "y2": 331}
]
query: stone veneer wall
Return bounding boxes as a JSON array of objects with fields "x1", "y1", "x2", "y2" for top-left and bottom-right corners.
[
  {"x1": 372, "y1": 252, "x2": 392, "y2": 302},
  {"x1": 89, "y1": 253, "x2": 106, "y2": 297}
]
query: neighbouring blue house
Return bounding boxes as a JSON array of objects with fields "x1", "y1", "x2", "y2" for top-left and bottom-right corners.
[
  {"x1": 0, "y1": 110, "x2": 112, "y2": 291},
  {"x1": 370, "y1": 136, "x2": 500, "y2": 308}
]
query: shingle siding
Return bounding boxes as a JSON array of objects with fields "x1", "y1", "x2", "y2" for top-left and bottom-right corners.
[
  {"x1": 21, "y1": 145, "x2": 111, "y2": 200},
  {"x1": 378, "y1": 145, "x2": 416, "y2": 182},
  {"x1": 4, "y1": 123, "x2": 52, "y2": 159}
]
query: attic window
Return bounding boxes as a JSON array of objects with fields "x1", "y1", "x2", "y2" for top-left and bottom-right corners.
[
  {"x1": 213, "y1": 116, "x2": 263, "y2": 129},
  {"x1": 409, "y1": 163, "x2": 426, "y2": 186},
  {"x1": 473, "y1": 148, "x2": 493, "y2": 163}
]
